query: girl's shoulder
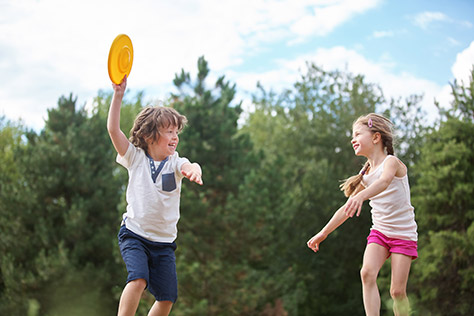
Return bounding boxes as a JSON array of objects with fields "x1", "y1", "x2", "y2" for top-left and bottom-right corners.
[{"x1": 385, "y1": 155, "x2": 407, "y2": 178}]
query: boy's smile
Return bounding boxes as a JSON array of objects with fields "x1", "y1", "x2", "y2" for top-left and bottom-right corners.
[{"x1": 148, "y1": 126, "x2": 180, "y2": 161}]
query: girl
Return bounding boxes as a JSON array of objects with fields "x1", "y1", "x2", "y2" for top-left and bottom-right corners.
[{"x1": 307, "y1": 113, "x2": 417, "y2": 316}]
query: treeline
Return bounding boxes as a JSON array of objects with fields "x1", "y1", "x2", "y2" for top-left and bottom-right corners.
[{"x1": 0, "y1": 57, "x2": 472, "y2": 315}]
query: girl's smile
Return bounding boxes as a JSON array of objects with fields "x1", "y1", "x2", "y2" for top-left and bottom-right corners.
[{"x1": 351, "y1": 123, "x2": 373, "y2": 156}]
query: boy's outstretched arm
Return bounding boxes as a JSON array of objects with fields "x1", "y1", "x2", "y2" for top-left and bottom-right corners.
[
  {"x1": 107, "y1": 76, "x2": 129, "y2": 156},
  {"x1": 181, "y1": 162, "x2": 203, "y2": 185}
]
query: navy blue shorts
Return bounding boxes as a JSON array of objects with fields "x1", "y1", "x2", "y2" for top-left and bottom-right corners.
[{"x1": 118, "y1": 225, "x2": 178, "y2": 303}]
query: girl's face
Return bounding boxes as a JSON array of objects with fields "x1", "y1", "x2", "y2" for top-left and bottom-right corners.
[
  {"x1": 151, "y1": 125, "x2": 180, "y2": 160},
  {"x1": 351, "y1": 123, "x2": 375, "y2": 156}
]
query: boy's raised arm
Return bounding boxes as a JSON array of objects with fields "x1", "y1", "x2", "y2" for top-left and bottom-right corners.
[{"x1": 107, "y1": 76, "x2": 130, "y2": 156}]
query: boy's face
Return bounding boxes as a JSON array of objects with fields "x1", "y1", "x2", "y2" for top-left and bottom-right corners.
[{"x1": 151, "y1": 125, "x2": 180, "y2": 160}]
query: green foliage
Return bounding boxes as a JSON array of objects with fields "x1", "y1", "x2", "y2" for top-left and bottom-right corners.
[
  {"x1": 1, "y1": 58, "x2": 472, "y2": 315},
  {"x1": 239, "y1": 64, "x2": 428, "y2": 315},
  {"x1": 0, "y1": 117, "x2": 33, "y2": 315},
  {"x1": 410, "y1": 68, "x2": 474, "y2": 316},
  {"x1": 241, "y1": 64, "x2": 387, "y2": 315},
  {"x1": 172, "y1": 56, "x2": 252, "y2": 199},
  {"x1": 388, "y1": 94, "x2": 429, "y2": 171},
  {"x1": 0, "y1": 92, "x2": 143, "y2": 315},
  {"x1": 170, "y1": 56, "x2": 258, "y2": 315}
]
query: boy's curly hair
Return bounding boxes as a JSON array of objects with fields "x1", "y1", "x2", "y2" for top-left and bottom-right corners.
[{"x1": 129, "y1": 106, "x2": 187, "y2": 152}]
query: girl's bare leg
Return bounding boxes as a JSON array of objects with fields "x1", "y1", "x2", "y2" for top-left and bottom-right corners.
[
  {"x1": 390, "y1": 253, "x2": 412, "y2": 316},
  {"x1": 360, "y1": 243, "x2": 389, "y2": 316}
]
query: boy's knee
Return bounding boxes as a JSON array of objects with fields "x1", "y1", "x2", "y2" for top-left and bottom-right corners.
[
  {"x1": 129, "y1": 278, "x2": 147, "y2": 291},
  {"x1": 160, "y1": 300, "x2": 173, "y2": 307},
  {"x1": 360, "y1": 266, "x2": 377, "y2": 284}
]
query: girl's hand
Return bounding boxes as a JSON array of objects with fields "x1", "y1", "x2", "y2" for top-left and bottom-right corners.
[
  {"x1": 181, "y1": 163, "x2": 203, "y2": 185},
  {"x1": 307, "y1": 232, "x2": 327, "y2": 253},
  {"x1": 112, "y1": 75, "x2": 127, "y2": 96},
  {"x1": 343, "y1": 195, "x2": 364, "y2": 217}
]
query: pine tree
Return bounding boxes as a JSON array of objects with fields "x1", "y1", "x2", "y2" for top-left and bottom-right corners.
[
  {"x1": 411, "y1": 68, "x2": 474, "y2": 316},
  {"x1": 170, "y1": 56, "x2": 256, "y2": 315}
]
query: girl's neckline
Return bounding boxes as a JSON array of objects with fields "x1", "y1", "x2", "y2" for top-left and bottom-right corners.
[{"x1": 365, "y1": 155, "x2": 392, "y2": 176}]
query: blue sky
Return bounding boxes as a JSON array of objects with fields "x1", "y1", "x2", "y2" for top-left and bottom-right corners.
[{"x1": 1, "y1": 0, "x2": 473, "y2": 130}]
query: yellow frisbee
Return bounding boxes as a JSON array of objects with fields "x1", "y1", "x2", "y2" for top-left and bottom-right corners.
[{"x1": 108, "y1": 34, "x2": 134, "y2": 84}]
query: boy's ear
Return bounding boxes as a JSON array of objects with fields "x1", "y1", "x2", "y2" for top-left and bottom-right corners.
[{"x1": 145, "y1": 133, "x2": 158, "y2": 145}]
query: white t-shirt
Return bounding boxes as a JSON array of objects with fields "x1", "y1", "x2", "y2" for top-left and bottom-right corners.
[
  {"x1": 117, "y1": 142, "x2": 190, "y2": 243},
  {"x1": 362, "y1": 155, "x2": 418, "y2": 241}
]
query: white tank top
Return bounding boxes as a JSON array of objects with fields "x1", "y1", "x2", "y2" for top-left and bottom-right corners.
[{"x1": 362, "y1": 155, "x2": 418, "y2": 241}]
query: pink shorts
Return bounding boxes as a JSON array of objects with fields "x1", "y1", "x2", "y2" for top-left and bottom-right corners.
[{"x1": 367, "y1": 229, "x2": 418, "y2": 259}]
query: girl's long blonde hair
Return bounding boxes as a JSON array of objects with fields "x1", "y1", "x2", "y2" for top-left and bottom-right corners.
[
  {"x1": 129, "y1": 106, "x2": 187, "y2": 153},
  {"x1": 340, "y1": 113, "x2": 395, "y2": 197}
]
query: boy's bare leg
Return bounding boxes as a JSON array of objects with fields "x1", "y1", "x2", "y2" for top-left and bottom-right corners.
[
  {"x1": 118, "y1": 279, "x2": 147, "y2": 316},
  {"x1": 148, "y1": 301, "x2": 173, "y2": 316}
]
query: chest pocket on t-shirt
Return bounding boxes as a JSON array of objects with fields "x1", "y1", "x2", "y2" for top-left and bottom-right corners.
[{"x1": 162, "y1": 173, "x2": 177, "y2": 192}]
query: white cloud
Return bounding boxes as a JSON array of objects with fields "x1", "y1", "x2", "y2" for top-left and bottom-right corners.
[
  {"x1": 289, "y1": 0, "x2": 381, "y2": 43},
  {"x1": 447, "y1": 37, "x2": 461, "y2": 46},
  {"x1": 451, "y1": 41, "x2": 474, "y2": 85},
  {"x1": 433, "y1": 41, "x2": 474, "y2": 110},
  {"x1": 0, "y1": 0, "x2": 247, "y2": 129},
  {"x1": 235, "y1": 46, "x2": 443, "y2": 123},
  {"x1": 11, "y1": 0, "x2": 474, "y2": 133},
  {"x1": 0, "y1": 0, "x2": 384, "y2": 130},
  {"x1": 413, "y1": 11, "x2": 449, "y2": 29},
  {"x1": 413, "y1": 11, "x2": 472, "y2": 30},
  {"x1": 371, "y1": 30, "x2": 395, "y2": 39}
]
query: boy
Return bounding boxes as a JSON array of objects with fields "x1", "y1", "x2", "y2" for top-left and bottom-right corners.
[{"x1": 108, "y1": 76, "x2": 203, "y2": 316}]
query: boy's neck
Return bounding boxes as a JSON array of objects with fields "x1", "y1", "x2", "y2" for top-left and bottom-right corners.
[{"x1": 147, "y1": 147, "x2": 168, "y2": 161}]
